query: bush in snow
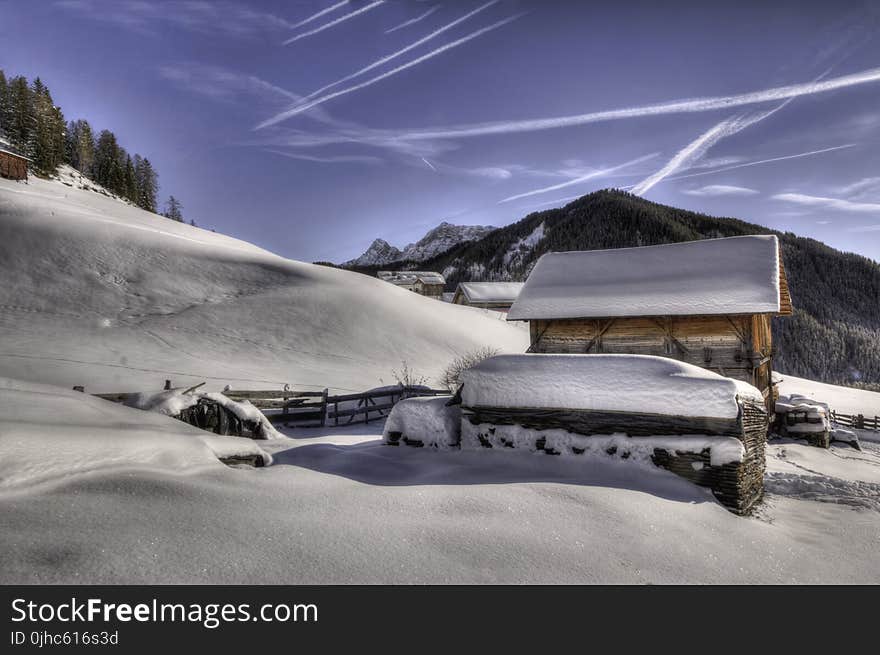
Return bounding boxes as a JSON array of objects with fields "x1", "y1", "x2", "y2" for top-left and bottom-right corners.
[
  {"x1": 439, "y1": 346, "x2": 500, "y2": 392},
  {"x1": 383, "y1": 396, "x2": 460, "y2": 448},
  {"x1": 390, "y1": 360, "x2": 428, "y2": 387}
]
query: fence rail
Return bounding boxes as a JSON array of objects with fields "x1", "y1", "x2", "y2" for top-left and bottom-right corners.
[
  {"x1": 830, "y1": 411, "x2": 880, "y2": 432},
  {"x1": 224, "y1": 385, "x2": 449, "y2": 427},
  {"x1": 88, "y1": 380, "x2": 450, "y2": 429}
]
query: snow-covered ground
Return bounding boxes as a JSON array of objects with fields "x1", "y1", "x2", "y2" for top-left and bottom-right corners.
[
  {"x1": 2, "y1": 401, "x2": 879, "y2": 584},
  {"x1": 2, "y1": 172, "x2": 879, "y2": 584}
]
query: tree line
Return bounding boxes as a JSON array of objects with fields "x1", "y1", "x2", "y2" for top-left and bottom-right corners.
[{"x1": 0, "y1": 68, "x2": 188, "y2": 223}]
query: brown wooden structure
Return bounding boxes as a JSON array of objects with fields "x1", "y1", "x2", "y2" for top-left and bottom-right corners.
[
  {"x1": 0, "y1": 148, "x2": 29, "y2": 181},
  {"x1": 452, "y1": 281, "x2": 524, "y2": 312},
  {"x1": 507, "y1": 236, "x2": 793, "y2": 409},
  {"x1": 377, "y1": 270, "x2": 446, "y2": 299}
]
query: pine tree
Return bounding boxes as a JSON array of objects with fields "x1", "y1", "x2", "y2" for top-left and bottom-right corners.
[
  {"x1": 135, "y1": 157, "x2": 158, "y2": 212},
  {"x1": 0, "y1": 70, "x2": 8, "y2": 142},
  {"x1": 93, "y1": 129, "x2": 120, "y2": 190},
  {"x1": 6, "y1": 75, "x2": 31, "y2": 154},
  {"x1": 163, "y1": 195, "x2": 183, "y2": 222}
]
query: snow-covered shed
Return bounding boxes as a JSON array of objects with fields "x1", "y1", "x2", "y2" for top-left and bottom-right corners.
[
  {"x1": 452, "y1": 281, "x2": 524, "y2": 312},
  {"x1": 459, "y1": 354, "x2": 769, "y2": 514},
  {"x1": 0, "y1": 147, "x2": 29, "y2": 181},
  {"x1": 506, "y1": 235, "x2": 792, "y2": 407}
]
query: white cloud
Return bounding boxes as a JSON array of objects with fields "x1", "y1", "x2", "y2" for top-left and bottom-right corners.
[
  {"x1": 682, "y1": 185, "x2": 759, "y2": 197},
  {"x1": 56, "y1": 0, "x2": 296, "y2": 37},
  {"x1": 772, "y1": 193, "x2": 880, "y2": 213},
  {"x1": 834, "y1": 177, "x2": 880, "y2": 199}
]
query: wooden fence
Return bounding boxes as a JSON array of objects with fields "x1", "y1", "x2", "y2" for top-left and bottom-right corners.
[
  {"x1": 830, "y1": 411, "x2": 880, "y2": 432},
  {"x1": 89, "y1": 382, "x2": 449, "y2": 428},
  {"x1": 224, "y1": 385, "x2": 449, "y2": 427}
]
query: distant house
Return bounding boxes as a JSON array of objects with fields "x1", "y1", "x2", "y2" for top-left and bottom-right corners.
[
  {"x1": 377, "y1": 271, "x2": 446, "y2": 299},
  {"x1": 0, "y1": 147, "x2": 29, "y2": 181},
  {"x1": 506, "y1": 235, "x2": 793, "y2": 407},
  {"x1": 452, "y1": 282, "x2": 524, "y2": 312}
]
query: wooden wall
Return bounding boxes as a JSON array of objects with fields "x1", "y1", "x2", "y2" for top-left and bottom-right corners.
[
  {"x1": 529, "y1": 314, "x2": 775, "y2": 398},
  {"x1": 0, "y1": 152, "x2": 28, "y2": 181}
]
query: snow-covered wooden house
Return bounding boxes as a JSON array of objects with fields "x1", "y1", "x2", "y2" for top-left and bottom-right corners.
[
  {"x1": 377, "y1": 271, "x2": 446, "y2": 299},
  {"x1": 0, "y1": 147, "x2": 29, "y2": 181},
  {"x1": 452, "y1": 282, "x2": 524, "y2": 312},
  {"x1": 506, "y1": 235, "x2": 793, "y2": 407}
]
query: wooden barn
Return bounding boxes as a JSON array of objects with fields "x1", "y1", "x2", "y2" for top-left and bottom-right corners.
[
  {"x1": 377, "y1": 270, "x2": 446, "y2": 299},
  {"x1": 0, "y1": 147, "x2": 29, "y2": 181},
  {"x1": 452, "y1": 281, "x2": 524, "y2": 312},
  {"x1": 506, "y1": 235, "x2": 792, "y2": 408}
]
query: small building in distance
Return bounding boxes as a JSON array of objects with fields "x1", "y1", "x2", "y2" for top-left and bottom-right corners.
[
  {"x1": 452, "y1": 281, "x2": 524, "y2": 312},
  {"x1": 506, "y1": 235, "x2": 792, "y2": 408},
  {"x1": 377, "y1": 271, "x2": 446, "y2": 299},
  {"x1": 0, "y1": 146, "x2": 29, "y2": 181}
]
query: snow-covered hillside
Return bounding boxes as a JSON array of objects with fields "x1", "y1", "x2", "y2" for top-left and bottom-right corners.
[
  {"x1": 0, "y1": 174, "x2": 527, "y2": 393},
  {"x1": 344, "y1": 221, "x2": 495, "y2": 267},
  {"x1": 777, "y1": 374, "x2": 880, "y2": 417}
]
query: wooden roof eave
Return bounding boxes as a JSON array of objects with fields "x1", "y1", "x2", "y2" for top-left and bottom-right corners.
[{"x1": 508, "y1": 309, "x2": 788, "y2": 322}]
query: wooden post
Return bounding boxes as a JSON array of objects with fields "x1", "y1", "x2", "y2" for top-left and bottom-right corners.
[
  {"x1": 164, "y1": 379, "x2": 172, "y2": 390},
  {"x1": 856, "y1": 414, "x2": 865, "y2": 430},
  {"x1": 320, "y1": 389, "x2": 328, "y2": 427}
]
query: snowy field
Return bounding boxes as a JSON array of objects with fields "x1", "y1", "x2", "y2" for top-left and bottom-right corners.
[{"x1": 1, "y1": 173, "x2": 880, "y2": 584}]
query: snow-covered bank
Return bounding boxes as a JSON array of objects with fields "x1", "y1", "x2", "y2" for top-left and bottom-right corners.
[
  {"x1": 0, "y1": 377, "x2": 270, "y2": 493},
  {"x1": 776, "y1": 374, "x2": 880, "y2": 417},
  {"x1": 0, "y1": 174, "x2": 528, "y2": 394}
]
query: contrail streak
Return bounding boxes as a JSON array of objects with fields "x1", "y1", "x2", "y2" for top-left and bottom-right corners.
[
  {"x1": 499, "y1": 153, "x2": 658, "y2": 203},
  {"x1": 631, "y1": 97, "x2": 793, "y2": 195},
  {"x1": 290, "y1": 1, "x2": 350, "y2": 30},
  {"x1": 664, "y1": 144, "x2": 857, "y2": 182},
  {"x1": 260, "y1": 13, "x2": 524, "y2": 129},
  {"x1": 385, "y1": 5, "x2": 441, "y2": 33},
  {"x1": 305, "y1": 1, "x2": 497, "y2": 100},
  {"x1": 283, "y1": 1, "x2": 385, "y2": 45},
  {"x1": 389, "y1": 65, "x2": 880, "y2": 141}
]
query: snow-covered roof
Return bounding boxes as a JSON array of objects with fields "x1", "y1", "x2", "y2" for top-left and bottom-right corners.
[
  {"x1": 460, "y1": 353, "x2": 763, "y2": 419},
  {"x1": 507, "y1": 235, "x2": 791, "y2": 320},
  {"x1": 455, "y1": 282, "x2": 524, "y2": 304},
  {"x1": 377, "y1": 270, "x2": 446, "y2": 285},
  {"x1": 0, "y1": 147, "x2": 31, "y2": 161}
]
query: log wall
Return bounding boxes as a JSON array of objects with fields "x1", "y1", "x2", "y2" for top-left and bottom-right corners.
[
  {"x1": 461, "y1": 397, "x2": 768, "y2": 515},
  {"x1": 529, "y1": 314, "x2": 775, "y2": 401},
  {"x1": 0, "y1": 151, "x2": 28, "y2": 181}
]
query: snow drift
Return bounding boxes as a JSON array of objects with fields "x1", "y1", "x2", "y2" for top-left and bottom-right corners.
[{"x1": 0, "y1": 377, "x2": 271, "y2": 492}]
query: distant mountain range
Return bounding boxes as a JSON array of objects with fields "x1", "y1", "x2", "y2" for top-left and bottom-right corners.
[
  {"x1": 342, "y1": 189, "x2": 880, "y2": 388},
  {"x1": 344, "y1": 221, "x2": 496, "y2": 267}
]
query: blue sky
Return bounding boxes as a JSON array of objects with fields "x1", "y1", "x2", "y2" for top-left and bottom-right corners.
[{"x1": 2, "y1": 0, "x2": 880, "y2": 262}]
